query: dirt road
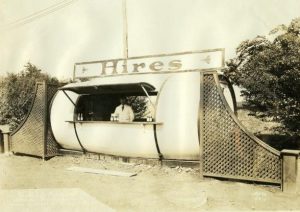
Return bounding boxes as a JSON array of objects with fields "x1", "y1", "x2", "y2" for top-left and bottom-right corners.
[{"x1": 0, "y1": 154, "x2": 300, "y2": 211}]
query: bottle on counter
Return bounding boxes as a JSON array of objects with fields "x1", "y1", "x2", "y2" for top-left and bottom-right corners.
[
  {"x1": 110, "y1": 114, "x2": 114, "y2": 121},
  {"x1": 77, "y1": 113, "x2": 83, "y2": 121},
  {"x1": 147, "y1": 116, "x2": 153, "y2": 122}
]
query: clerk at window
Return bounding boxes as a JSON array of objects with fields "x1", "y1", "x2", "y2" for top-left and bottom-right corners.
[{"x1": 114, "y1": 97, "x2": 134, "y2": 122}]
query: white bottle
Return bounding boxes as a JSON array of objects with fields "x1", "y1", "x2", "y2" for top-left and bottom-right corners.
[{"x1": 111, "y1": 114, "x2": 114, "y2": 121}]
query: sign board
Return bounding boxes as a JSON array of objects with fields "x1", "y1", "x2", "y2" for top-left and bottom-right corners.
[{"x1": 74, "y1": 48, "x2": 224, "y2": 79}]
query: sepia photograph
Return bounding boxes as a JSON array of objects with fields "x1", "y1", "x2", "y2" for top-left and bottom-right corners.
[{"x1": 1, "y1": 0, "x2": 300, "y2": 211}]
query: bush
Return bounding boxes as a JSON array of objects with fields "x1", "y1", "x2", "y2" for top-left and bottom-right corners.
[
  {"x1": 0, "y1": 63, "x2": 59, "y2": 131},
  {"x1": 225, "y1": 17, "x2": 300, "y2": 136}
]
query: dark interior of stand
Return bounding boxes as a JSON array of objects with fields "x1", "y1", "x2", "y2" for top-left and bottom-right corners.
[{"x1": 61, "y1": 83, "x2": 157, "y2": 122}]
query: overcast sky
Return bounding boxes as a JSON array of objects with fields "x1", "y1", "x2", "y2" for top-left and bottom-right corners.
[{"x1": 0, "y1": 0, "x2": 300, "y2": 80}]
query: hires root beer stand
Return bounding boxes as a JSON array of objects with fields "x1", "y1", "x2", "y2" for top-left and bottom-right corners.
[
  {"x1": 50, "y1": 49, "x2": 236, "y2": 160},
  {"x1": 11, "y1": 49, "x2": 285, "y2": 187}
]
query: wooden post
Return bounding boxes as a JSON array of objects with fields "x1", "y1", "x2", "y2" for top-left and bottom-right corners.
[
  {"x1": 198, "y1": 72, "x2": 204, "y2": 179},
  {"x1": 3, "y1": 132, "x2": 11, "y2": 154},
  {"x1": 0, "y1": 130, "x2": 3, "y2": 153},
  {"x1": 281, "y1": 149, "x2": 300, "y2": 193}
]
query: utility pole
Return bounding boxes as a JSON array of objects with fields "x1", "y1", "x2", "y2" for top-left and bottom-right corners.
[{"x1": 122, "y1": 0, "x2": 129, "y2": 59}]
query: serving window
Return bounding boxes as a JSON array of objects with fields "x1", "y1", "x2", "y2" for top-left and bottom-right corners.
[{"x1": 61, "y1": 83, "x2": 157, "y2": 122}]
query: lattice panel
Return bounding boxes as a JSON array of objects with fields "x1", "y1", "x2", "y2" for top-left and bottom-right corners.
[
  {"x1": 45, "y1": 84, "x2": 59, "y2": 157},
  {"x1": 10, "y1": 83, "x2": 59, "y2": 158},
  {"x1": 11, "y1": 83, "x2": 45, "y2": 157},
  {"x1": 202, "y1": 74, "x2": 282, "y2": 184}
]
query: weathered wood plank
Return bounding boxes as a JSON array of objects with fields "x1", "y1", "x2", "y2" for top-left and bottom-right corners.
[{"x1": 67, "y1": 166, "x2": 137, "y2": 177}]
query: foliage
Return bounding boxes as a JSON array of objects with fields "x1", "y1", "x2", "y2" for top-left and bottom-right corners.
[
  {"x1": 126, "y1": 96, "x2": 150, "y2": 120},
  {"x1": 0, "y1": 63, "x2": 59, "y2": 131},
  {"x1": 224, "y1": 17, "x2": 300, "y2": 135}
]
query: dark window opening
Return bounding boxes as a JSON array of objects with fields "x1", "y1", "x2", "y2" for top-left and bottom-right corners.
[
  {"x1": 75, "y1": 94, "x2": 157, "y2": 121},
  {"x1": 68, "y1": 83, "x2": 157, "y2": 122}
]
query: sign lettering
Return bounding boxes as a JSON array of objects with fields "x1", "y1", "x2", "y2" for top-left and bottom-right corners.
[{"x1": 74, "y1": 49, "x2": 224, "y2": 79}]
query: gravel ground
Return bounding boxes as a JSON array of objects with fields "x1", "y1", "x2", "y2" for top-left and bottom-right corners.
[{"x1": 1, "y1": 154, "x2": 300, "y2": 211}]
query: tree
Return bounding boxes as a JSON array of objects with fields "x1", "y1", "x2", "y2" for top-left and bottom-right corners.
[
  {"x1": 224, "y1": 17, "x2": 300, "y2": 135},
  {"x1": 0, "y1": 63, "x2": 59, "y2": 131},
  {"x1": 126, "y1": 96, "x2": 150, "y2": 119}
]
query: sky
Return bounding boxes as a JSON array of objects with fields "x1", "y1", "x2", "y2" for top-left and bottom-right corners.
[{"x1": 0, "y1": 0, "x2": 300, "y2": 80}]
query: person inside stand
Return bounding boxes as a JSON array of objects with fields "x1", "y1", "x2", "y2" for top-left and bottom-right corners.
[{"x1": 114, "y1": 97, "x2": 135, "y2": 122}]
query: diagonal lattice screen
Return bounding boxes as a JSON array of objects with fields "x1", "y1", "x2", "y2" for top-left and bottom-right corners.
[
  {"x1": 10, "y1": 82, "x2": 59, "y2": 158},
  {"x1": 11, "y1": 83, "x2": 45, "y2": 157},
  {"x1": 202, "y1": 74, "x2": 281, "y2": 184},
  {"x1": 45, "y1": 84, "x2": 60, "y2": 157}
]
